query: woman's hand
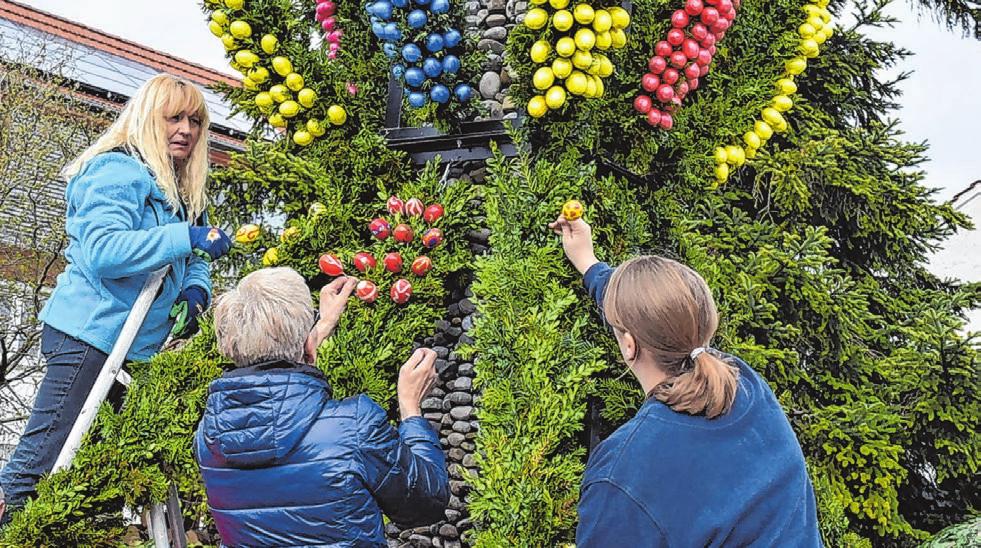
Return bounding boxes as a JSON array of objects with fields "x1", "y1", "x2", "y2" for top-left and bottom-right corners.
[
  {"x1": 303, "y1": 276, "x2": 358, "y2": 363},
  {"x1": 169, "y1": 286, "x2": 209, "y2": 339},
  {"x1": 397, "y1": 348, "x2": 439, "y2": 420},
  {"x1": 188, "y1": 226, "x2": 232, "y2": 261},
  {"x1": 549, "y1": 216, "x2": 599, "y2": 275}
]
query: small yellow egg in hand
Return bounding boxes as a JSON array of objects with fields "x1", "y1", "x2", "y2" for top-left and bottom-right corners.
[{"x1": 562, "y1": 200, "x2": 584, "y2": 221}]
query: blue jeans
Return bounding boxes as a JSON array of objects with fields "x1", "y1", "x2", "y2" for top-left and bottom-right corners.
[{"x1": 0, "y1": 325, "x2": 122, "y2": 522}]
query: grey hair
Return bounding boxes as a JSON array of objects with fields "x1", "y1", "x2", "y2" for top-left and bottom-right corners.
[{"x1": 214, "y1": 267, "x2": 314, "y2": 367}]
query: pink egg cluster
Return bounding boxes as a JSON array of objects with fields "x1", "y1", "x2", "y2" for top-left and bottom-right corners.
[
  {"x1": 634, "y1": 0, "x2": 740, "y2": 129},
  {"x1": 315, "y1": 0, "x2": 343, "y2": 59}
]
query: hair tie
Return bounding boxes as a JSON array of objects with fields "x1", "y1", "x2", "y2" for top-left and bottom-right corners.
[{"x1": 690, "y1": 347, "x2": 708, "y2": 360}]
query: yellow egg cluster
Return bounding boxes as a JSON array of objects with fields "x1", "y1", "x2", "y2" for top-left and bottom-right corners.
[
  {"x1": 524, "y1": 1, "x2": 631, "y2": 118},
  {"x1": 712, "y1": 0, "x2": 832, "y2": 184},
  {"x1": 205, "y1": 0, "x2": 347, "y2": 147}
]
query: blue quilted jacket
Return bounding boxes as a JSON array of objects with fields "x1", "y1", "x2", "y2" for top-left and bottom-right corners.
[{"x1": 195, "y1": 361, "x2": 449, "y2": 547}]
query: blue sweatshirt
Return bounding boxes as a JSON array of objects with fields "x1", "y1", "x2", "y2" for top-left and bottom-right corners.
[{"x1": 576, "y1": 262, "x2": 822, "y2": 547}]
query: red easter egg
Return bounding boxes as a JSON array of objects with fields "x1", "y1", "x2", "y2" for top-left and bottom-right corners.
[
  {"x1": 717, "y1": 0, "x2": 733, "y2": 14},
  {"x1": 682, "y1": 39, "x2": 700, "y2": 59},
  {"x1": 700, "y1": 64, "x2": 710, "y2": 77},
  {"x1": 316, "y1": 2, "x2": 335, "y2": 19},
  {"x1": 671, "y1": 10, "x2": 689, "y2": 28},
  {"x1": 393, "y1": 223, "x2": 414, "y2": 243},
  {"x1": 662, "y1": 68, "x2": 680, "y2": 85},
  {"x1": 423, "y1": 203, "x2": 444, "y2": 223},
  {"x1": 655, "y1": 41, "x2": 673, "y2": 57},
  {"x1": 387, "y1": 196, "x2": 404, "y2": 214},
  {"x1": 355, "y1": 280, "x2": 378, "y2": 303},
  {"x1": 319, "y1": 253, "x2": 344, "y2": 276},
  {"x1": 685, "y1": 63, "x2": 701, "y2": 80},
  {"x1": 701, "y1": 7, "x2": 719, "y2": 25},
  {"x1": 676, "y1": 81, "x2": 689, "y2": 99},
  {"x1": 670, "y1": 51, "x2": 687, "y2": 68},
  {"x1": 691, "y1": 23, "x2": 709, "y2": 41},
  {"x1": 660, "y1": 113, "x2": 674, "y2": 130},
  {"x1": 322, "y1": 19, "x2": 335, "y2": 32},
  {"x1": 353, "y1": 252, "x2": 376, "y2": 273},
  {"x1": 642, "y1": 73, "x2": 661, "y2": 92},
  {"x1": 708, "y1": 44, "x2": 717, "y2": 55},
  {"x1": 646, "y1": 108, "x2": 662, "y2": 127},
  {"x1": 404, "y1": 198, "x2": 425, "y2": 217},
  {"x1": 411, "y1": 255, "x2": 433, "y2": 276},
  {"x1": 369, "y1": 218, "x2": 391, "y2": 240},
  {"x1": 685, "y1": 0, "x2": 703, "y2": 15},
  {"x1": 656, "y1": 84, "x2": 675, "y2": 103},
  {"x1": 711, "y1": 19, "x2": 729, "y2": 34},
  {"x1": 648, "y1": 56, "x2": 667, "y2": 74},
  {"x1": 701, "y1": 33, "x2": 717, "y2": 48},
  {"x1": 422, "y1": 228, "x2": 443, "y2": 249},
  {"x1": 384, "y1": 252, "x2": 403, "y2": 273},
  {"x1": 667, "y1": 29, "x2": 685, "y2": 46},
  {"x1": 697, "y1": 48, "x2": 713, "y2": 66},
  {"x1": 688, "y1": 77, "x2": 700, "y2": 90},
  {"x1": 634, "y1": 95, "x2": 653, "y2": 114},
  {"x1": 390, "y1": 279, "x2": 413, "y2": 304}
]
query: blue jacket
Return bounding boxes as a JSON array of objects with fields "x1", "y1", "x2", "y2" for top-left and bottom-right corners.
[
  {"x1": 195, "y1": 361, "x2": 450, "y2": 547},
  {"x1": 38, "y1": 151, "x2": 211, "y2": 361},
  {"x1": 576, "y1": 262, "x2": 822, "y2": 547}
]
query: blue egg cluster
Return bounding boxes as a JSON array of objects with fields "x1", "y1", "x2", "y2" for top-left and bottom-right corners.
[{"x1": 366, "y1": 0, "x2": 473, "y2": 108}]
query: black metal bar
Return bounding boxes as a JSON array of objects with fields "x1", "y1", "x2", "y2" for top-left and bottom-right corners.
[
  {"x1": 166, "y1": 483, "x2": 188, "y2": 548},
  {"x1": 384, "y1": 73, "x2": 404, "y2": 129}
]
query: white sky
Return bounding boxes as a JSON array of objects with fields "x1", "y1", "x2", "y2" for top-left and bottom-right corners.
[{"x1": 18, "y1": 0, "x2": 981, "y2": 199}]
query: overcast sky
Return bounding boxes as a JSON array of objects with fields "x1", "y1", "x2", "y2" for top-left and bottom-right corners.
[{"x1": 18, "y1": 0, "x2": 981, "y2": 199}]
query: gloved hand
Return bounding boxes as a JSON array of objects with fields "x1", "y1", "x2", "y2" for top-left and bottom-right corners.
[
  {"x1": 170, "y1": 286, "x2": 209, "y2": 339},
  {"x1": 188, "y1": 226, "x2": 232, "y2": 262}
]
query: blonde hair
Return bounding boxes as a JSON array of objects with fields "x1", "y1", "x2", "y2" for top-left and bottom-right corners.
[
  {"x1": 62, "y1": 74, "x2": 210, "y2": 220},
  {"x1": 604, "y1": 256, "x2": 739, "y2": 419},
  {"x1": 214, "y1": 268, "x2": 315, "y2": 367}
]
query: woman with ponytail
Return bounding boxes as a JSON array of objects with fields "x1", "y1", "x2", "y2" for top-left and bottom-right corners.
[{"x1": 550, "y1": 216, "x2": 821, "y2": 547}]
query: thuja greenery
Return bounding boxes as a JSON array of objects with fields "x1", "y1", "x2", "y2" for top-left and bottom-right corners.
[{"x1": 469, "y1": 0, "x2": 979, "y2": 546}]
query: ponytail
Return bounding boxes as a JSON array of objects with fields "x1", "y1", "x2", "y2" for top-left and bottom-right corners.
[
  {"x1": 653, "y1": 351, "x2": 739, "y2": 419},
  {"x1": 603, "y1": 256, "x2": 741, "y2": 420}
]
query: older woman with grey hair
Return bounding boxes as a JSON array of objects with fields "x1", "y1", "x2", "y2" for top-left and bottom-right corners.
[{"x1": 194, "y1": 268, "x2": 449, "y2": 547}]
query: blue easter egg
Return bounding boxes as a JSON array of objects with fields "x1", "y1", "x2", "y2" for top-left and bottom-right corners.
[
  {"x1": 407, "y1": 9, "x2": 428, "y2": 29},
  {"x1": 422, "y1": 57, "x2": 443, "y2": 78},
  {"x1": 443, "y1": 28, "x2": 462, "y2": 48},
  {"x1": 383, "y1": 43, "x2": 398, "y2": 58},
  {"x1": 392, "y1": 64, "x2": 406, "y2": 78},
  {"x1": 408, "y1": 92, "x2": 428, "y2": 108},
  {"x1": 383, "y1": 22, "x2": 401, "y2": 41},
  {"x1": 414, "y1": 0, "x2": 430, "y2": 6},
  {"x1": 425, "y1": 33, "x2": 444, "y2": 52},
  {"x1": 441, "y1": 54, "x2": 460, "y2": 74},
  {"x1": 430, "y1": 0, "x2": 450, "y2": 13},
  {"x1": 404, "y1": 67, "x2": 426, "y2": 88},
  {"x1": 430, "y1": 84, "x2": 451, "y2": 104},
  {"x1": 372, "y1": 1, "x2": 394, "y2": 19},
  {"x1": 453, "y1": 83, "x2": 473, "y2": 102},
  {"x1": 391, "y1": 0, "x2": 408, "y2": 7},
  {"x1": 401, "y1": 43, "x2": 423, "y2": 63},
  {"x1": 371, "y1": 22, "x2": 385, "y2": 38}
]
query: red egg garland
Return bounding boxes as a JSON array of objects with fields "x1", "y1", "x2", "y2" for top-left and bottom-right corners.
[
  {"x1": 313, "y1": 0, "x2": 343, "y2": 59},
  {"x1": 634, "y1": 0, "x2": 740, "y2": 130}
]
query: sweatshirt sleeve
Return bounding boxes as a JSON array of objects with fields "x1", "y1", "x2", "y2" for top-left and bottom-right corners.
[
  {"x1": 356, "y1": 395, "x2": 450, "y2": 527},
  {"x1": 582, "y1": 262, "x2": 614, "y2": 315},
  {"x1": 576, "y1": 480, "x2": 668, "y2": 548},
  {"x1": 67, "y1": 155, "x2": 191, "y2": 279},
  {"x1": 182, "y1": 213, "x2": 213, "y2": 302}
]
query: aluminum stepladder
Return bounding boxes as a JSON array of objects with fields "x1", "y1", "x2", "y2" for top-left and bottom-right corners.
[{"x1": 51, "y1": 266, "x2": 187, "y2": 548}]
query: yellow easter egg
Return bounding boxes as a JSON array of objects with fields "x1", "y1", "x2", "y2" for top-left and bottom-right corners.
[
  {"x1": 306, "y1": 118, "x2": 326, "y2": 137},
  {"x1": 776, "y1": 78, "x2": 797, "y2": 95},
  {"x1": 574, "y1": 3, "x2": 594, "y2": 24},
  {"x1": 269, "y1": 84, "x2": 290, "y2": 103},
  {"x1": 285, "y1": 72, "x2": 305, "y2": 91},
  {"x1": 262, "y1": 247, "x2": 280, "y2": 266},
  {"x1": 298, "y1": 88, "x2": 318, "y2": 108},
  {"x1": 575, "y1": 28, "x2": 596, "y2": 50},
  {"x1": 562, "y1": 200, "x2": 584, "y2": 221},
  {"x1": 272, "y1": 56, "x2": 294, "y2": 77},
  {"x1": 293, "y1": 130, "x2": 314, "y2": 147},
  {"x1": 715, "y1": 163, "x2": 730, "y2": 182},
  {"x1": 268, "y1": 113, "x2": 287, "y2": 128},
  {"x1": 714, "y1": 147, "x2": 728, "y2": 164},
  {"x1": 552, "y1": 58, "x2": 573, "y2": 79},
  {"x1": 229, "y1": 20, "x2": 252, "y2": 39},
  {"x1": 327, "y1": 105, "x2": 347, "y2": 125},
  {"x1": 743, "y1": 131, "x2": 762, "y2": 150},
  {"x1": 533, "y1": 67, "x2": 556, "y2": 90},
  {"x1": 279, "y1": 100, "x2": 301, "y2": 118},
  {"x1": 572, "y1": 49, "x2": 593, "y2": 70},
  {"x1": 725, "y1": 145, "x2": 746, "y2": 167},
  {"x1": 607, "y1": 7, "x2": 629, "y2": 29},
  {"x1": 553, "y1": 10, "x2": 574, "y2": 31},
  {"x1": 785, "y1": 57, "x2": 807, "y2": 75},
  {"x1": 610, "y1": 28, "x2": 627, "y2": 49},
  {"x1": 235, "y1": 224, "x2": 261, "y2": 244},
  {"x1": 754, "y1": 120, "x2": 774, "y2": 140},
  {"x1": 530, "y1": 40, "x2": 552, "y2": 63},
  {"x1": 762, "y1": 107, "x2": 785, "y2": 128},
  {"x1": 209, "y1": 21, "x2": 224, "y2": 37},
  {"x1": 527, "y1": 95, "x2": 549, "y2": 118},
  {"x1": 556, "y1": 37, "x2": 577, "y2": 57},
  {"x1": 261, "y1": 34, "x2": 279, "y2": 54},
  {"x1": 545, "y1": 85, "x2": 567, "y2": 109},
  {"x1": 772, "y1": 94, "x2": 794, "y2": 112},
  {"x1": 525, "y1": 8, "x2": 549, "y2": 29},
  {"x1": 565, "y1": 71, "x2": 588, "y2": 95}
]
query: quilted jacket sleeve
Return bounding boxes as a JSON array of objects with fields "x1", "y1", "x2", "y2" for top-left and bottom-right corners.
[{"x1": 356, "y1": 395, "x2": 450, "y2": 526}]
